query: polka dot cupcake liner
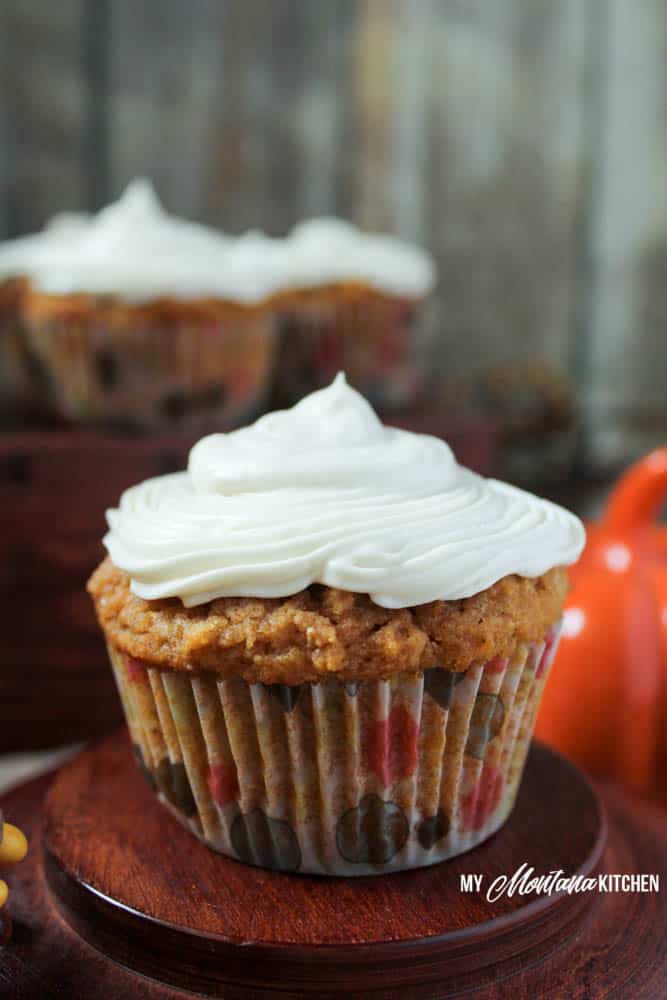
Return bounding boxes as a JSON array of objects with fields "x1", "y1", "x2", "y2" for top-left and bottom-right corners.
[
  {"x1": 107, "y1": 625, "x2": 561, "y2": 876},
  {"x1": 21, "y1": 308, "x2": 277, "y2": 430},
  {"x1": 272, "y1": 289, "x2": 435, "y2": 410}
]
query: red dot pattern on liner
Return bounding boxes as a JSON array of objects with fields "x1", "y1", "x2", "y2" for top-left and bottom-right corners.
[
  {"x1": 208, "y1": 764, "x2": 239, "y2": 807},
  {"x1": 536, "y1": 627, "x2": 558, "y2": 679},
  {"x1": 125, "y1": 655, "x2": 147, "y2": 684},
  {"x1": 484, "y1": 656, "x2": 508, "y2": 675},
  {"x1": 461, "y1": 764, "x2": 504, "y2": 832},
  {"x1": 361, "y1": 704, "x2": 419, "y2": 786}
]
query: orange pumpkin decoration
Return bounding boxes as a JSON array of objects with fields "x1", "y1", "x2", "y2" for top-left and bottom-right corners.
[{"x1": 536, "y1": 447, "x2": 667, "y2": 801}]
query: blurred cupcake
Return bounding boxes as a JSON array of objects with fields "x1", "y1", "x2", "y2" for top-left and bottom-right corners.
[
  {"x1": 21, "y1": 180, "x2": 277, "y2": 430},
  {"x1": 88, "y1": 373, "x2": 584, "y2": 875},
  {"x1": 0, "y1": 212, "x2": 89, "y2": 422},
  {"x1": 270, "y1": 219, "x2": 437, "y2": 409}
]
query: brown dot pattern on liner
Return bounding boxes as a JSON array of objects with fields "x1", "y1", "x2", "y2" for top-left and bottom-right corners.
[
  {"x1": 423, "y1": 667, "x2": 468, "y2": 709},
  {"x1": 465, "y1": 693, "x2": 506, "y2": 760},
  {"x1": 133, "y1": 744, "x2": 197, "y2": 819},
  {"x1": 110, "y1": 625, "x2": 561, "y2": 875},
  {"x1": 155, "y1": 759, "x2": 198, "y2": 819},
  {"x1": 261, "y1": 683, "x2": 302, "y2": 713},
  {"x1": 416, "y1": 810, "x2": 451, "y2": 850},
  {"x1": 133, "y1": 744, "x2": 156, "y2": 792},
  {"x1": 230, "y1": 808, "x2": 302, "y2": 872},
  {"x1": 336, "y1": 795, "x2": 410, "y2": 865}
]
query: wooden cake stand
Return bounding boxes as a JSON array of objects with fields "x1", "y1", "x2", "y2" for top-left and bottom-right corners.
[{"x1": 1, "y1": 733, "x2": 665, "y2": 999}]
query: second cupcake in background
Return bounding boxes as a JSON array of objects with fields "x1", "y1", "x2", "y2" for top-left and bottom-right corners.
[
  {"x1": 89, "y1": 373, "x2": 584, "y2": 876},
  {"x1": 20, "y1": 180, "x2": 278, "y2": 431},
  {"x1": 270, "y1": 218, "x2": 437, "y2": 410},
  {"x1": 7, "y1": 180, "x2": 436, "y2": 428},
  {"x1": 0, "y1": 211, "x2": 89, "y2": 423}
]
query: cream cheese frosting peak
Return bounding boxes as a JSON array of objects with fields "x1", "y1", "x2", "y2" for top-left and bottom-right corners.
[
  {"x1": 104, "y1": 374, "x2": 585, "y2": 609},
  {"x1": 75, "y1": 178, "x2": 230, "y2": 257},
  {"x1": 31, "y1": 179, "x2": 235, "y2": 301},
  {"x1": 189, "y1": 372, "x2": 453, "y2": 495}
]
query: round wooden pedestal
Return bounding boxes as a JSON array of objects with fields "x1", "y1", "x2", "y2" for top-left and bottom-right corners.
[{"x1": 2, "y1": 733, "x2": 666, "y2": 999}]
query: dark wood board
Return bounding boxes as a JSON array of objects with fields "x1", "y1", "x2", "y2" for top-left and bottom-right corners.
[{"x1": 1, "y1": 736, "x2": 666, "y2": 998}]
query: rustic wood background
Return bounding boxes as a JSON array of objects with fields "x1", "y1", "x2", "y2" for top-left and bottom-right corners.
[{"x1": 1, "y1": 0, "x2": 666, "y2": 468}]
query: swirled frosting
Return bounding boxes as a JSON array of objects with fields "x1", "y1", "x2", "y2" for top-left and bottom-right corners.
[
  {"x1": 24, "y1": 179, "x2": 435, "y2": 302},
  {"x1": 104, "y1": 374, "x2": 585, "y2": 608}
]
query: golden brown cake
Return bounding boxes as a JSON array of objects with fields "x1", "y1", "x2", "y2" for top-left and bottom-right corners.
[{"x1": 89, "y1": 558, "x2": 568, "y2": 682}]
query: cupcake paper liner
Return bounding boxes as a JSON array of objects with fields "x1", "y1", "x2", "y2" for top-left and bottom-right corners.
[
  {"x1": 273, "y1": 290, "x2": 434, "y2": 410},
  {"x1": 22, "y1": 310, "x2": 277, "y2": 430},
  {"x1": 107, "y1": 624, "x2": 560, "y2": 876},
  {"x1": 0, "y1": 279, "x2": 41, "y2": 421}
]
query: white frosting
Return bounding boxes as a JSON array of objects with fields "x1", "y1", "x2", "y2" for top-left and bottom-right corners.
[
  {"x1": 17, "y1": 179, "x2": 435, "y2": 302},
  {"x1": 0, "y1": 212, "x2": 90, "y2": 280},
  {"x1": 284, "y1": 218, "x2": 435, "y2": 297},
  {"x1": 104, "y1": 374, "x2": 585, "y2": 609},
  {"x1": 30, "y1": 179, "x2": 237, "y2": 301}
]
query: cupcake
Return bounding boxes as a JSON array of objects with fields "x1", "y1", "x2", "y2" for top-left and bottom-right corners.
[
  {"x1": 88, "y1": 373, "x2": 584, "y2": 875},
  {"x1": 21, "y1": 180, "x2": 277, "y2": 430},
  {"x1": 270, "y1": 219, "x2": 437, "y2": 409},
  {"x1": 0, "y1": 212, "x2": 89, "y2": 422}
]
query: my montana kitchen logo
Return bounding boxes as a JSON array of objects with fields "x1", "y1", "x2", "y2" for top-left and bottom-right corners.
[{"x1": 460, "y1": 863, "x2": 660, "y2": 903}]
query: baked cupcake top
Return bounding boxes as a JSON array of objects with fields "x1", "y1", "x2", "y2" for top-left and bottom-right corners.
[
  {"x1": 89, "y1": 561, "x2": 569, "y2": 681},
  {"x1": 103, "y1": 373, "x2": 584, "y2": 609},
  {"x1": 23, "y1": 180, "x2": 436, "y2": 304}
]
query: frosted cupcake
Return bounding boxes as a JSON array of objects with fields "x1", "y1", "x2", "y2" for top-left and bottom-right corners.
[
  {"x1": 270, "y1": 219, "x2": 437, "y2": 409},
  {"x1": 88, "y1": 373, "x2": 584, "y2": 875},
  {"x1": 21, "y1": 180, "x2": 277, "y2": 430},
  {"x1": 0, "y1": 212, "x2": 89, "y2": 421}
]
